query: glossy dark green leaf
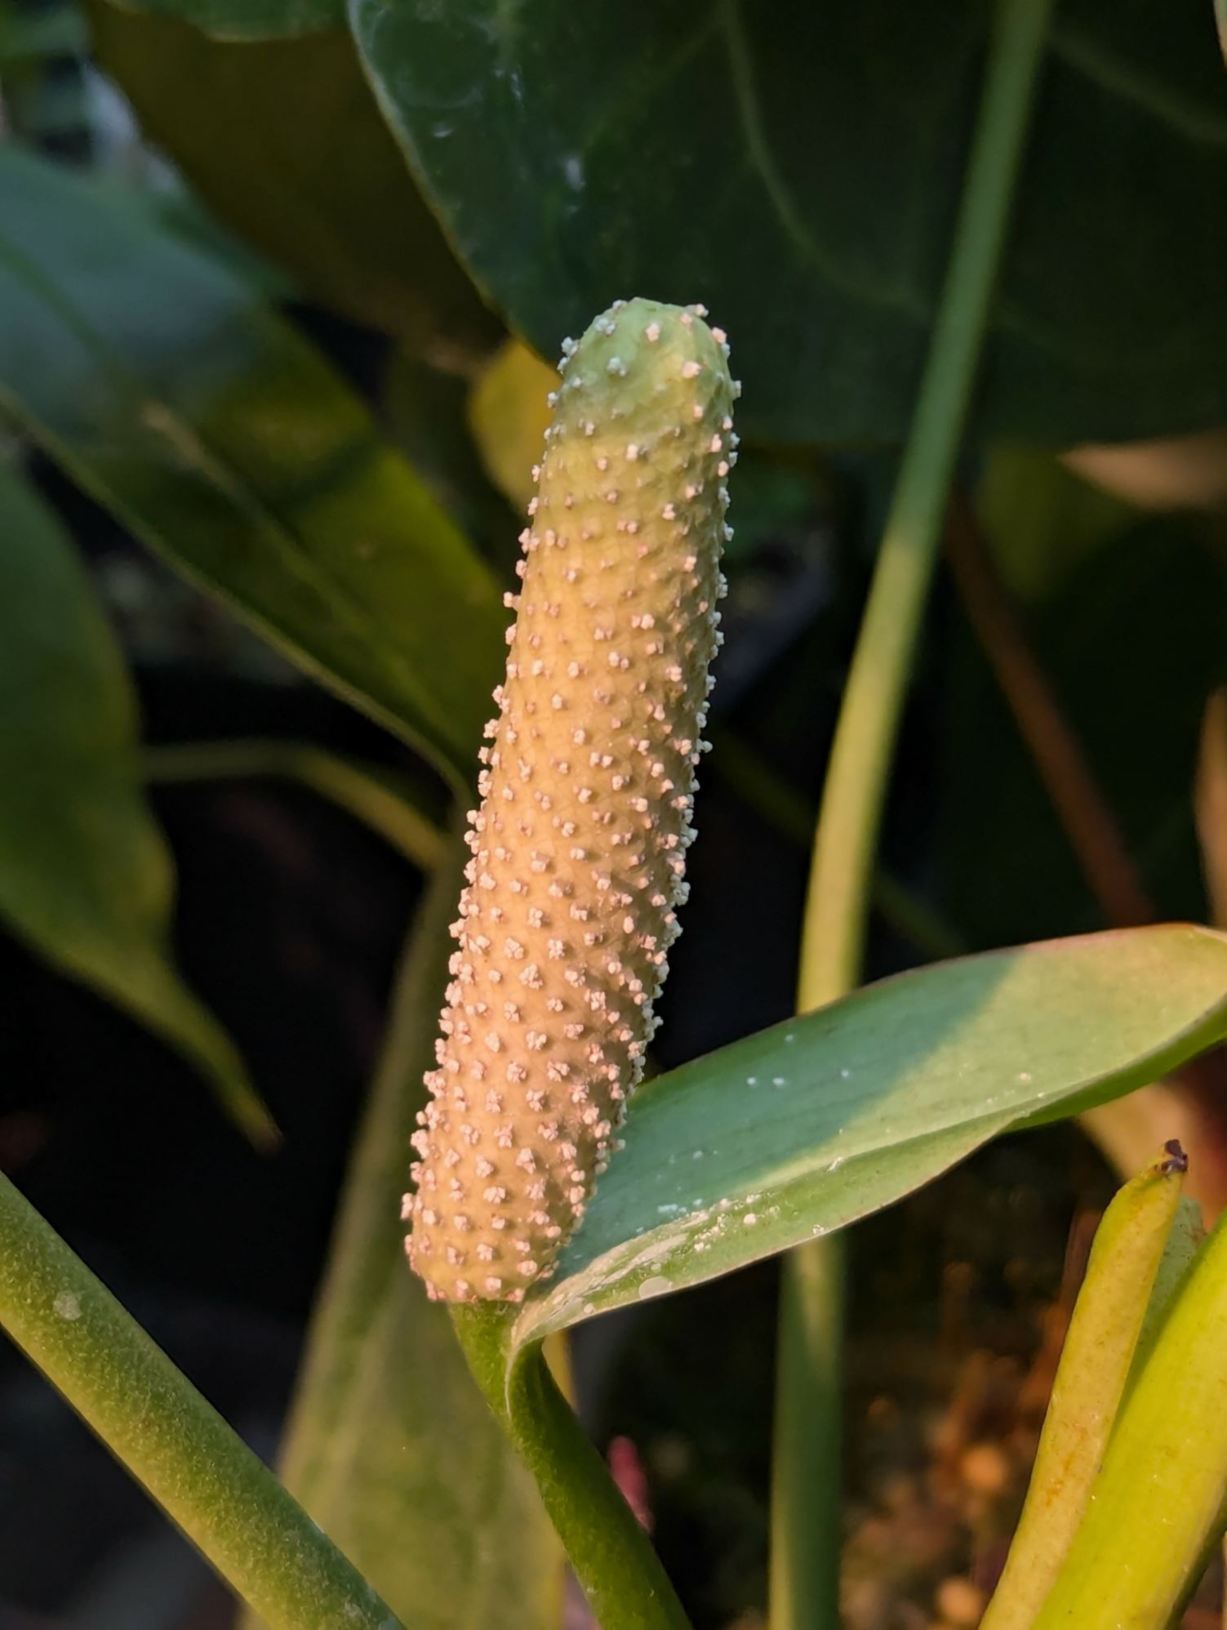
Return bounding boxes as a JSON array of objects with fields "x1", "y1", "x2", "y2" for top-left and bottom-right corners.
[
  {"x1": 0, "y1": 146, "x2": 505, "y2": 795},
  {"x1": 0, "y1": 1, "x2": 90, "y2": 61},
  {"x1": 351, "y1": 0, "x2": 1227, "y2": 446},
  {"x1": 239, "y1": 841, "x2": 562, "y2": 1630},
  {"x1": 513, "y1": 926, "x2": 1227, "y2": 1343},
  {"x1": 103, "y1": 0, "x2": 340, "y2": 38},
  {"x1": 0, "y1": 462, "x2": 270, "y2": 1140},
  {"x1": 90, "y1": 5, "x2": 499, "y2": 361}
]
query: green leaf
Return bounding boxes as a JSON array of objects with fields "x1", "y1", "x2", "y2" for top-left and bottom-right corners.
[
  {"x1": 0, "y1": 1, "x2": 90, "y2": 63},
  {"x1": 89, "y1": 6, "x2": 499, "y2": 360},
  {"x1": 102, "y1": 0, "x2": 340, "y2": 38},
  {"x1": 512, "y1": 925, "x2": 1227, "y2": 1345},
  {"x1": 351, "y1": 0, "x2": 1227, "y2": 446},
  {"x1": 0, "y1": 145, "x2": 505, "y2": 795},
  {"x1": 241, "y1": 837, "x2": 562, "y2": 1630},
  {"x1": 0, "y1": 462, "x2": 271, "y2": 1141}
]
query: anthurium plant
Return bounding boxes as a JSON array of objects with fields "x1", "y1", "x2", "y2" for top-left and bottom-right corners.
[{"x1": 2, "y1": 1, "x2": 1227, "y2": 1627}]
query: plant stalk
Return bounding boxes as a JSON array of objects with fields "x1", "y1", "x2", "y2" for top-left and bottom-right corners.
[
  {"x1": 453, "y1": 1305, "x2": 694, "y2": 1630},
  {"x1": 144, "y1": 738, "x2": 446, "y2": 872},
  {"x1": 768, "y1": 2, "x2": 1056, "y2": 1625},
  {"x1": 0, "y1": 1172, "x2": 404, "y2": 1630}
]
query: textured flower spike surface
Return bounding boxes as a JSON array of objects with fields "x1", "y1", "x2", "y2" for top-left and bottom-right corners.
[{"x1": 406, "y1": 297, "x2": 738, "y2": 1303}]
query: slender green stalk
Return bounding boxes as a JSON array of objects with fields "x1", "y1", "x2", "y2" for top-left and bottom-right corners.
[
  {"x1": 144, "y1": 739, "x2": 446, "y2": 872},
  {"x1": 0, "y1": 1172, "x2": 404, "y2": 1630},
  {"x1": 768, "y1": 4, "x2": 1057, "y2": 1626},
  {"x1": 770, "y1": 1229, "x2": 845, "y2": 1630},
  {"x1": 797, "y1": 0, "x2": 1057, "y2": 1011},
  {"x1": 453, "y1": 1305, "x2": 693, "y2": 1630}
]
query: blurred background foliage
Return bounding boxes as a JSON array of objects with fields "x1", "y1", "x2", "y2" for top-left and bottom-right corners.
[{"x1": 1, "y1": 1, "x2": 1225, "y2": 1626}]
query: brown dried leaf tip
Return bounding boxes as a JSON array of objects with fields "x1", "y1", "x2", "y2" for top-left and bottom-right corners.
[{"x1": 405, "y1": 297, "x2": 738, "y2": 1302}]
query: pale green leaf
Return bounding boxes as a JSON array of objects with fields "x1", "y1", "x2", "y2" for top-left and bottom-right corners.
[{"x1": 514, "y1": 925, "x2": 1227, "y2": 1344}]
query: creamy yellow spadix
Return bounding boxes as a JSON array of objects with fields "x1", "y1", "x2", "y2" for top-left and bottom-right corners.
[{"x1": 406, "y1": 298, "x2": 737, "y2": 1302}]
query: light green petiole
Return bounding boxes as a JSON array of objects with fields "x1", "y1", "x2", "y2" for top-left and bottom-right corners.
[
  {"x1": 452, "y1": 1305, "x2": 693, "y2": 1630},
  {"x1": 769, "y1": 1, "x2": 1057, "y2": 1623}
]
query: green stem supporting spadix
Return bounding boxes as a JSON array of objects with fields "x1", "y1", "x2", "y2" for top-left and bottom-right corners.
[
  {"x1": 452, "y1": 1306, "x2": 693, "y2": 1630},
  {"x1": 768, "y1": 1, "x2": 1057, "y2": 1625}
]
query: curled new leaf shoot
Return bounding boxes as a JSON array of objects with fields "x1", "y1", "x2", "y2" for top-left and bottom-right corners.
[{"x1": 981, "y1": 1142, "x2": 1190, "y2": 1630}]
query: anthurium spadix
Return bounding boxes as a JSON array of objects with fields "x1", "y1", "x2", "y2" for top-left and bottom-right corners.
[{"x1": 405, "y1": 299, "x2": 738, "y2": 1302}]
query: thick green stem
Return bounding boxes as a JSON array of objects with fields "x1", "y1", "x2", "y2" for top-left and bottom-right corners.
[
  {"x1": 453, "y1": 1306, "x2": 693, "y2": 1630},
  {"x1": 768, "y1": 3, "x2": 1056, "y2": 1626},
  {"x1": 0, "y1": 1173, "x2": 404, "y2": 1630}
]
